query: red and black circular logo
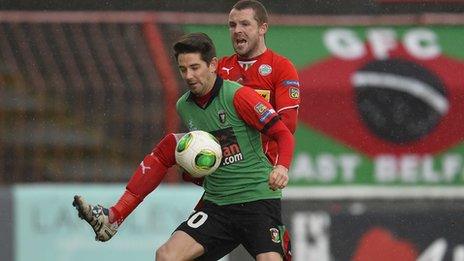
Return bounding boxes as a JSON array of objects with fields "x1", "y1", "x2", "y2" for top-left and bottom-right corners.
[{"x1": 298, "y1": 40, "x2": 464, "y2": 157}]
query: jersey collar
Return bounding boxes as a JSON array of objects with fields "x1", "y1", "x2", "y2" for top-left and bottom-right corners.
[
  {"x1": 237, "y1": 48, "x2": 270, "y2": 62},
  {"x1": 187, "y1": 76, "x2": 223, "y2": 109}
]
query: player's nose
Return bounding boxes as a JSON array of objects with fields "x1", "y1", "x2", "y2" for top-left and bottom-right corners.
[
  {"x1": 184, "y1": 69, "x2": 194, "y2": 80},
  {"x1": 233, "y1": 24, "x2": 244, "y2": 34}
]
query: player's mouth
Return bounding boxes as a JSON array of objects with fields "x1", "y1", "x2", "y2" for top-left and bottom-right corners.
[
  {"x1": 186, "y1": 80, "x2": 198, "y2": 87},
  {"x1": 235, "y1": 38, "x2": 247, "y2": 49}
]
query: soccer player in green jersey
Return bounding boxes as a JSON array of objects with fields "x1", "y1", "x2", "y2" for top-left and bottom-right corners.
[{"x1": 73, "y1": 32, "x2": 294, "y2": 261}]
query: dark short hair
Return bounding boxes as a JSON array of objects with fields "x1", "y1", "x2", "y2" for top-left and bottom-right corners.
[
  {"x1": 173, "y1": 32, "x2": 216, "y2": 64},
  {"x1": 232, "y1": 0, "x2": 268, "y2": 25}
]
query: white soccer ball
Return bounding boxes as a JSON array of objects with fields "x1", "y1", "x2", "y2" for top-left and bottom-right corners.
[{"x1": 175, "y1": 130, "x2": 223, "y2": 178}]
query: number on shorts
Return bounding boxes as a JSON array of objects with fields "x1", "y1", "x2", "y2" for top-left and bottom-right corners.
[{"x1": 187, "y1": 211, "x2": 208, "y2": 228}]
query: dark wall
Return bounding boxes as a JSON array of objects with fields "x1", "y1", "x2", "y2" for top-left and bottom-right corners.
[{"x1": 2, "y1": 0, "x2": 464, "y2": 14}]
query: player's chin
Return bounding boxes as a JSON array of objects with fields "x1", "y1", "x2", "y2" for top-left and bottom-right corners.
[
  {"x1": 188, "y1": 84, "x2": 200, "y2": 93},
  {"x1": 233, "y1": 45, "x2": 248, "y2": 56}
]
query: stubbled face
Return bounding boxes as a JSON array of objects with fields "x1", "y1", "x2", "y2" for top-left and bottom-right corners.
[
  {"x1": 228, "y1": 8, "x2": 267, "y2": 59},
  {"x1": 177, "y1": 52, "x2": 217, "y2": 97}
]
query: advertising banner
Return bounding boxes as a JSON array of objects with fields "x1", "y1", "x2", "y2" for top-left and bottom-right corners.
[
  {"x1": 13, "y1": 184, "x2": 205, "y2": 261},
  {"x1": 282, "y1": 196, "x2": 464, "y2": 261},
  {"x1": 183, "y1": 25, "x2": 464, "y2": 186}
]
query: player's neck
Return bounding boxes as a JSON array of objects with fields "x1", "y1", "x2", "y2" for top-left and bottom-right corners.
[
  {"x1": 194, "y1": 90, "x2": 212, "y2": 107},
  {"x1": 239, "y1": 45, "x2": 267, "y2": 60},
  {"x1": 199, "y1": 75, "x2": 216, "y2": 97},
  {"x1": 193, "y1": 74, "x2": 216, "y2": 107}
]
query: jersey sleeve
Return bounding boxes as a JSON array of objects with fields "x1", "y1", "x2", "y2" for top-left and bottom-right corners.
[
  {"x1": 278, "y1": 107, "x2": 297, "y2": 134},
  {"x1": 273, "y1": 58, "x2": 301, "y2": 113},
  {"x1": 233, "y1": 86, "x2": 279, "y2": 133},
  {"x1": 265, "y1": 120, "x2": 294, "y2": 168}
]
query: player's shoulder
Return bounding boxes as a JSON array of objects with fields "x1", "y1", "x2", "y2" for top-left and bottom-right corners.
[
  {"x1": 218, "y1": 53, "x2": 237, "y2": 66},
  {"x1": 176, "y1": 91, "x2": 190, "y2": 104},
  {"x1": 235, "y1": 84, "x2": 260, "y2": 99},
  {"x1": 267, "y1": 49, "x2": 293, "y2": 64},
  {"x1": 223, "y1": 79, "x2": 242, "y2": 89}
]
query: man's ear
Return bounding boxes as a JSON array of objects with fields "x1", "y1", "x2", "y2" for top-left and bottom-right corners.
[
  {"x1": 210, "y1": 57, "x2": 218, "y2": 73},
  {"x1": 259, "y1": 22, "x2": 268, "y2": 36}
]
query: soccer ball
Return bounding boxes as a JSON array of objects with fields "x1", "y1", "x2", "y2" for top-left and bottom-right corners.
[{"x1": 175, "y1": 130, "x2": 222, "y2": 178}]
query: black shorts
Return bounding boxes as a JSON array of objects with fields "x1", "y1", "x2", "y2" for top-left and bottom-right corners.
[{"x1": 176, "y1": 199, "x2": 286, "y2": 261}]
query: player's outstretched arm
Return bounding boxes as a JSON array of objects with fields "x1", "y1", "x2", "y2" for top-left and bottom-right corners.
[
  {"x1": 110, "y1": 133, "x2": 178, "y2": 223},
  {"x1": 73, "y1": 195, "x2": 118, "y2": 242},
  {"x1": 73, "y1": 133, "x2": 178, "y2": 241}
]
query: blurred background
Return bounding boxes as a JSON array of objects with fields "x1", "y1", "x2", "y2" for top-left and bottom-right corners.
[{"x1": 1, "y1": 0, "x2": 464, "y2": 260}]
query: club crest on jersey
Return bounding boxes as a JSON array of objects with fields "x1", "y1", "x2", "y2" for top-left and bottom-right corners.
[
  {"x1": 254, "y1": 102, "x2": 268, "y2": 115},
  {"x1": 258, "y1": 64, "x2": 272, "y2": 76},
  {"x1": 218, "y1": 110, "x2": 226, "y2": 124},
  {"x1": 289, "y1": 87, "x2": 300, "y2": 99},
  {"x1": 270, "y1": 228, "x2": 281, "y2": 243}
]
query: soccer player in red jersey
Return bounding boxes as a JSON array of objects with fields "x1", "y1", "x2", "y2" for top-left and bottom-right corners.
[
  {"x1": 219, "y1": 0, "x2": 300, "y2": 165},
  {"x1": 184, "y1": 0, "x2": 299, "y2": 179},
  {"x1": 182, "y1": 0, "x2": 300, "y2": 174}
]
